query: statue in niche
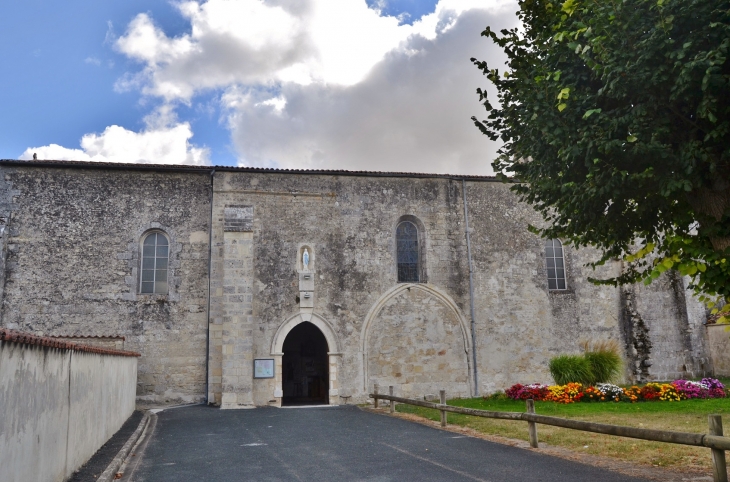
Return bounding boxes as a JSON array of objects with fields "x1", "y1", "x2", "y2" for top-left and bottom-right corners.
[{"x1": 302, "y1": 248, "x2": 310, "y2": 271}]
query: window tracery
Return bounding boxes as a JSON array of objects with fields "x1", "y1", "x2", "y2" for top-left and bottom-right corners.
[
  {"x1": 545, "y1": 239, "x2": 567, "y2": 290},
  {"x1": 141, "y1": 231, "x2": 169, "y2": 294},
  {"x1": 397, "y1": 221, "x2": 420, "y2": 282}
]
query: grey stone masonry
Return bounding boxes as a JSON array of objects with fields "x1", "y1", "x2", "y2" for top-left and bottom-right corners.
[
  {"x1": 0, "y1": 165, "x2": 211, "y2": 406},
  {"x1": 0, "y1": 160, "x2": 716, "y2": 407}
]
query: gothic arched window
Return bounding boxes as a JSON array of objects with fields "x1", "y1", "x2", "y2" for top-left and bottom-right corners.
[
  {"x1": 545, "y1": 239, "x2": 567, "y2": 290},
  {"x1": 141, "y1": 232, "x2": 169, "y2": 294},
  {"x1": 397, "y1": 221, "x2": 419, "y2": 282}
]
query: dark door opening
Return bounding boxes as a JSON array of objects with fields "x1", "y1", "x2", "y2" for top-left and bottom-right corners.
[{"x1": 282, "y1": 322, "x2": 329, "y2": 405}]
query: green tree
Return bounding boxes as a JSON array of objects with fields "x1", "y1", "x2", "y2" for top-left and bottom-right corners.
[{"x1": 472, "y1": 0, "x2": 730, "y2": 319}]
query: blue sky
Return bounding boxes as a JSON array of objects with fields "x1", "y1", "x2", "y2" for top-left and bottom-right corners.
[{"x1": 0, "y1": 0, "x2": 516, "y2": 174}]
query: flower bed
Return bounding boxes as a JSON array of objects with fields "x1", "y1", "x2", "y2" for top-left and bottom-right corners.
[{"x1": 504, "y1": 378, "x2": 726, "y2": 403}]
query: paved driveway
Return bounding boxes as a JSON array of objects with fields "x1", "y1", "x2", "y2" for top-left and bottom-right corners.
[{"x1": 131, "y1": 405, "x2": 649, "y2": 482}]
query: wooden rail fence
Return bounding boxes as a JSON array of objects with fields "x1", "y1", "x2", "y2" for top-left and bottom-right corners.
[{"x1": 371, "y1": 386, "x2": 730, "y2": 482}]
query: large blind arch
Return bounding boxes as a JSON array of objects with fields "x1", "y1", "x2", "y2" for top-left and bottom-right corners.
[{"x1": 140, "y1": 231, "x2": 170, "y2": 294}]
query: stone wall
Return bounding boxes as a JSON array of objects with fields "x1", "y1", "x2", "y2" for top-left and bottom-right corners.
[
  {"x1": 365, "y1": 285, "x2": 472, "y2": 399},
  {"x1": 0, "y1": 331, "x2": 138, "y2": 482},
  {"x1": 462, "y1": 181, "x2": 626, "y2": 393},
  {"x1": 0, "y1": 165, "x2": 211, "y2": 405},
  {"x1": 631, "y1": 271, "x2": 709, "y2": 381},
  {"x1": 707, "y1": 324, "x2": 730, "y2": 377},
  {"x1": 208, "y1": 171, "x2": 698, "y2": 404},
  {"x1": 0, "y1": 162, "x2": 714, "y2": 406},
  {"x1": 208, "y1": 172, "x2": 476, "y2": 405}
]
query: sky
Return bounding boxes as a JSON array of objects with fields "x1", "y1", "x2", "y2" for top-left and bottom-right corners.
[{"x1": 0, "y1": 0, "x2": 518, "y2": 175}]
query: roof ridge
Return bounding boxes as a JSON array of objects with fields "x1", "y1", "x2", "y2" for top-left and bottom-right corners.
[{"x1": 0, "y1": 159, "x2": 499, "y2": 181}]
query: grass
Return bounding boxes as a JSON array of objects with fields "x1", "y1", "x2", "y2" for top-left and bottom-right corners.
[
  {"x1": 549, "y1": 354, "x2": 594, "y2": 385},
  {"x1": 395, "y1": 396, "x2": 730, "y2": 472}
]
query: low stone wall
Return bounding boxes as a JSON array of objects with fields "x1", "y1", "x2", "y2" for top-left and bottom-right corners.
[
  {"x1": 707, "y1": 324, "x2": 730, "y2": 377},
  {"x1": 0, "y1": 329, "x2": 139, "y2": 482}
]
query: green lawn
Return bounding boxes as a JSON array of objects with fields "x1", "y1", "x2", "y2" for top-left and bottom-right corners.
[{"x1": 395, "y1": 396, "x2": 730, "y2": 472}]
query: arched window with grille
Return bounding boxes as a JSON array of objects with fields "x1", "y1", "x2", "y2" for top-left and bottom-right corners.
[
  {"x1": 545, "y1": 239, "x2": 567, "y2": 290},
  {"x1": 141, "y1": 232, "x2": 169, "y2": 294},
  {"x1": 397, "y1": 221, "x2": 420, "y2": 282}
]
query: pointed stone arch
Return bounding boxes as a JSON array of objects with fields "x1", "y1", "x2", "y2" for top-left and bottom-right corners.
[
  {"x1": 360, "y1": 283, "x2": 473, "y2": 397},
  {"x1": 271, "y1": 312, "x2": 340, "y2": 355},
  {"x1": 270, "y1": 312, "x2": 341, "y2": 405}
]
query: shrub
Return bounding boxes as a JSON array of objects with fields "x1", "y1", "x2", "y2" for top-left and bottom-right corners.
[
  {"x1": 505, "y1": 383, "x2": 550, "y2": 401},
  {"x1": 596, "y1": 383, "x2": 624, "y2": 401},
  {"x1": 581, "y1": 386, "x2": 604, "y2": 402},
  {"x1": 639, "y1": 383, "x2": 662, "y2": 401},
  {"x1": 546, "y1": 383, "x2": 584, "y2": 403},
  {"x1": 582, "y1": 340, "x2": 623, "y2": 384},
  {"x1": 673, "y1": 380, "x2": 710, "y2": 399},
  {"x1": 701, "y1": 378, "x2": 727, "y2": 398},
  {"x1": 658, "y1": 383, "x2": 685, "y2": 401},
  {"x1": 621, "y1": 385, "x2": 641, "y2": 403},
  {"x1": 549, "y1": 355, "x2": 594, "y2": 385}
]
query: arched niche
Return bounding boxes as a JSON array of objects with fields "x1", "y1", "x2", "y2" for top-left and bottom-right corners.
[
  {"x1": 297, "y1": 244, "x2": 315, "y2": 273},
  {"x1": 360, "y1": 283, "x2": 473, "y2": 398}
]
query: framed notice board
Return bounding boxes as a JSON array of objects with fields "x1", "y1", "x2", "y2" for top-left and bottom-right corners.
[{"x1": 254, "y1": 359, "x2": 275, "y2": 379}]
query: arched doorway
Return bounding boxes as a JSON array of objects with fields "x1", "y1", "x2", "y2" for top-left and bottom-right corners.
[{"x1": 282, "y1": 322, "x2": 329, "y2": 405}]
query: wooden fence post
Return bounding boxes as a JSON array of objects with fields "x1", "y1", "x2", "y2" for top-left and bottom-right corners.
[
  {"x1": 709, "y1": 414, "x2": 728, "y2": 482},
  {"x1": 374, "y1": 384, "x2": 379, "y2": 409},
  {"x1": 389, "y1": 386, "x2": 395, "y2": 413},
  {"x1": 526, "y1": 399, "x2": 538, "y2": 449},
  {"x1": 440, "y1": 390, "x2": 447, "y2": 427}
]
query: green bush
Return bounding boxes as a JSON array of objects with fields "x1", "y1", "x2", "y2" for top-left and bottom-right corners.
[
  {"x1": 549, "y1": 355, "x2": 595, "y2": 385},
  {"x1": 580, "y1": 340, "x2": 623, "y2": 383},
  {"x1": 584, "y1": 344, "x2": 622, "y2": 384}
]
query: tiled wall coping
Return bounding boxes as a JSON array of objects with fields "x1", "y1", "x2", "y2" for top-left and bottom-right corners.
[{"x1": 0, "y1": 329, "x2": 140, "y2": 357}]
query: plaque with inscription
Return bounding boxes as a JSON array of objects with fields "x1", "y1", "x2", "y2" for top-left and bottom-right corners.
[
  {"x1": 254, "y1": 358, "x2": 275, "y2": 378},
  {"x1": 224, "y1": 205, "x2": 254, "y2": 232}
]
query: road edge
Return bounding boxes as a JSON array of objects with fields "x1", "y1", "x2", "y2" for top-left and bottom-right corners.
[{"x1": 97, "y1": 412, "x2": 151, "y2": 482}]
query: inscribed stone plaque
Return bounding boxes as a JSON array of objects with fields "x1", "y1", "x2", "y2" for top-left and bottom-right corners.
[
  {"x1": 224, "y1": 206, "x2": 253, "y2": 232},
  {"x1": 254, "y1": 359, "x2": 275, "y2": 378}
]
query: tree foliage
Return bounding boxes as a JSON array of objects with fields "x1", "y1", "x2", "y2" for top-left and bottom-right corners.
[{"x1": 472, "y1": 0, "x2": 730, "y2": 319}]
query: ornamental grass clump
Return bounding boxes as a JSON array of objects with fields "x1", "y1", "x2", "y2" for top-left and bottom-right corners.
[
  {"x1": 582, "y1": 340, "x2": 622, "y2": 384},
  {"x1": 549, "y1": 355, "x2": 594, "y2": 385}
]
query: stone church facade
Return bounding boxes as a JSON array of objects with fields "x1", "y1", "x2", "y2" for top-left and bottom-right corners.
[{"x1": 0, "y1": 160, "x2": 715, "y2": 407}]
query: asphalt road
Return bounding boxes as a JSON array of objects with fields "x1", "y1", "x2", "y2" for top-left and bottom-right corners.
[{"x1": 131, "y1": 404, "x2": 650, "y2": 482}]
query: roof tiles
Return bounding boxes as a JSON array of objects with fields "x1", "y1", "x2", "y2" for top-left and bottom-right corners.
[
  {"x1": 0, "y1": 328, "x2": 140, "y2": 357},
  {"x1": 0, "y1": 159, "x2": 498, "y2": 181}
]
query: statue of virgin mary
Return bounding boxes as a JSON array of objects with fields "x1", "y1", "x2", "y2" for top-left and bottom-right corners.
[{"x1": 303, "y1": 248, "x2": 310, "y2": 271}]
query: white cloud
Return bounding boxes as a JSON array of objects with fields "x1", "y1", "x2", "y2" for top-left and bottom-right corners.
[
  {"x1": 20, "y1": 117, "x2": 209, "y2": 165},
  {"x1": 84, "y1": 56, "x2": 101, "y2": 66},
  {"x1": 226, "y1": 8, "x2": 514, "y2": 175},
  {"x1": 114, "y1": 0, "x2": 515, "y2": 100},
  {"x1": 26, "y1": 0, "x2": 517, "y2": 174}
]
